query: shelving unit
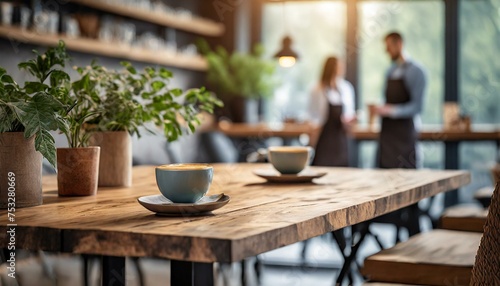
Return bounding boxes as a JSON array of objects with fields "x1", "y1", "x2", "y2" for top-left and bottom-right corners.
[
  {"x1": 0, "y1": 26, "x2": 208, "y2": 71},
  {"x1": 69, "y1": 0, "x2": 225, "y2": 37}
]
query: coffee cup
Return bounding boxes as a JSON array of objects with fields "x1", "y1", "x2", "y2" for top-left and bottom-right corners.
[
  {"x1": 267, "y1": 146, "x2": 314, "y2": 174},
  {"x1": 155, "y1": 163, "x2": 213, "y2": 203}
]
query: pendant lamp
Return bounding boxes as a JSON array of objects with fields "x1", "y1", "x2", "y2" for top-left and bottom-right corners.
[
  {"x1": 274, "y1": 36, "x2": 299, "y2": 67},
  {"x1": 273, "y1": 2, "x2": 298, "y2": 68}
]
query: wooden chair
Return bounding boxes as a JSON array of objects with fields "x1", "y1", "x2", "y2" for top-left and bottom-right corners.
[
  {"x1": 362, "y1": 182, "x2": 500, "y2": 285},
  {"x1": 439, "y1": 204, "x2": 487, "y2": 232},
  {"x1": 473, "y1": 186, "x2": 493, "y2": 208}
]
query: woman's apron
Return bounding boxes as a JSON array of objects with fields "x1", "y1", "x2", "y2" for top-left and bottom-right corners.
[{"x1": 312, "y1": 97, "x2": 349, "y2": 167}]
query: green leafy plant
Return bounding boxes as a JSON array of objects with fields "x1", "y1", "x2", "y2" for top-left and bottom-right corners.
[
  {"x1": 73, "y1": 61, "x2": 223, "y2": 142},
  {"x1": 14, "y1": 42, "x2": 98, "y2": 150},
  {"x1": 198, "y1": 40, "x2": 278, "y2": 100},
  {"x1": 0, "y1": 41, "x2": 70, "y2": 168}
]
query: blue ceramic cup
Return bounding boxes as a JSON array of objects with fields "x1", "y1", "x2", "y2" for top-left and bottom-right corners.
[
  {"x1": 268, "y1": 146, "x2": 315, "y2": 174},
  {"x1": 155, "y1": 164, "x2": 213, "y2": 203}
]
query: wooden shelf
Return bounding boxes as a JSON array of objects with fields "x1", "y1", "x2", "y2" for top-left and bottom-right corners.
[
  {"x1": 0, "y1": 26, "x2": 208, "y2": 71},
  {"x1": 69, "y1": 0, "x2": 225, "y2": 37}
]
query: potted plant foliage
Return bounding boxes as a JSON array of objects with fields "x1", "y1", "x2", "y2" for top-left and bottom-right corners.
[
  {"x1": 73, "y1": 61, "x2": 223, "y2": 187},
  {"x1": 199, "y1": 41, "x2": 277, "y2": 123},
  {"x1": 0, "y1": 42, "x2": 69, "y2": 206}
]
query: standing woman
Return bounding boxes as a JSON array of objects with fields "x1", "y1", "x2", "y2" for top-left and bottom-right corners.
[{"x1": 308, "y1": 56, "x2": 356, "y2": 166}]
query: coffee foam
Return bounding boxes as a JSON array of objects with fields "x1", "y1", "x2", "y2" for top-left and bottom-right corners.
[
  {"x1": 268, "y1": 146, "x2": 310, "y2": 153},
  {"x1": 157, "y1": 164, "x2": 212, "y2": 171}
]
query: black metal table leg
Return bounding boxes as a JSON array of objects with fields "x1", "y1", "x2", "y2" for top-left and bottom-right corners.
[
  {"x1": 171, "y1": 260, "x2": 213, "y2": 286},
  {"x1": 102, "y1": 256, "x2": 126, "y2": 286},
  {"x1": 444, "y1": 141, "x2": 460, "y2": 207},
  {"x1": 335, "y1": 224, "x2": 369, "y2": 286}
]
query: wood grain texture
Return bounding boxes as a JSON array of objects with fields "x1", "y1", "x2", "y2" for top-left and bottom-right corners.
[
  {"x1": 362, "y1": 229, "x2": 482, "y2": 285},
  {"x1": 0, "y1": 26, "x2": 208, "y2": 71},
  {"x1": 217, "y1": 122, "x2": 499, "y2": 142},
  {"x1": 0, "y1": 164, "x2": 469, "y2": 263},
  {"x1": 440, "y1": 205, "x2": 487, "y2": 232}
]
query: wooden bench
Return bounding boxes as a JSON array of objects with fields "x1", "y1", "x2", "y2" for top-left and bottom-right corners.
[
  {"x1": 439, "y1": 204, "x2": 488, "y2": 232},
  {"x1": 362, "y1": 229, "x2": 481, "y2": 285},
  {"x1": 362, "y1": 183, "x2": 500, "y2": 285}
]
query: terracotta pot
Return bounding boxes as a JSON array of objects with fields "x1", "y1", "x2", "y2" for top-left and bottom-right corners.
[
  {"x1": 89, "y1": 131, "x2": 132, "y2": 187},
  {"x1": 57, "y1": 147, "x2": 100, "y2": 196},
  {"x1": 0, "y1": 132, "x2": 43, "y2": 208}
]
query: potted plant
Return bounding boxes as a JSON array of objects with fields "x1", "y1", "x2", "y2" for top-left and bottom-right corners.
[
  {"x1": 199, "y1": 41, "x2": 277, "y2": 123},
  {"x1": 73, "y1": 61, "x2": 223, "y2": 187},
  {"x1": 0, "y1": 42, "x2": 69, "y2": 207}
]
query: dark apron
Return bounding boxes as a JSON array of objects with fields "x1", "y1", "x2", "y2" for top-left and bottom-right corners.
[
  {"x1": 377, "y1": 75, "x2": 417, "y2": 169},
  {"x1": 374, "y1": 68, "x2": 420, "y2": 239},
  {"x1": 312, "y1": 103, "x2": 349, "y2": 167}
]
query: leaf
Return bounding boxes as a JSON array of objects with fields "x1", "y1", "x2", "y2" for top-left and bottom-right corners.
[
  {"x1": 15, "y1": 93, "x2": 63, "y2": 139},
  {"x1": 33, "y1": 128, "x2": 57, "y2": 168},
  {"x1": 121, "y1": 62, "x2": 136, "y2": 74},
  {"x1": 24, "y1": 82, "x2": 49, "y2": 94},
  {"x1": 151, "y1": 81, "x2": 166, "y2": 92},
  {"x1": 50, "y1": 70, "x2": 70, "y2": 87},
  {"x1": 1, "y1": 74, "x2": 15, "y2": 84},
  {"x1": 170, "y1": 88, "x2": 183, "y2": 97},
  {"x1": 159, "y1": 68, "x2": 173, "y2": 79}
]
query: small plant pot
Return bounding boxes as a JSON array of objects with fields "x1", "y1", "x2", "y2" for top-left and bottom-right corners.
[
  {"x1": 57, "y1": 147, "x2": 100, "y2": 196},
  {"x1": 0, "y1": 132, "x2": 43, "y2": 208},
  {"x1": 89, "y1": 131, "x2": 132, "y2": 187}
]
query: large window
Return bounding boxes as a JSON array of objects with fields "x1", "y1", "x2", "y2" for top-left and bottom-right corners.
[
  {"x1": 460, "y1": 0, "x2": 500, "y2": 124},
  {"x1": 459, "y1": 0, "x2": 500, "y2": 200},
  {"x1": 262, "y1": 1, "x2": 346, "y2": 122}
]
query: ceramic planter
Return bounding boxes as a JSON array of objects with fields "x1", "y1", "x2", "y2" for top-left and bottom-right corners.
[
  {"x1": 89, "y1": 131, "x2": 132, "y2": 187},
  {"x1": 0, "y1": 132, "x2": 43, "y2": 208},
  {"x1": 57, "y1": 147, "x2": 100, "y2": 196}
]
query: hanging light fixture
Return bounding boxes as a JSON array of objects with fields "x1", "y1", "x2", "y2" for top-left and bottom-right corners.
[
  {"x1": 274, "y1": 36, "x2": 298, "y2": 67},
  {"x1": 273, "y1": 2, "x2": 298, "y2": 68}
]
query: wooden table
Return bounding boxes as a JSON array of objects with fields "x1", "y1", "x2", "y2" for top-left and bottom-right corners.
[
  {"x1": 0, "y1": 164, "x2": 470, "y2": 285},
  {"x1": 352, "y1": 126, "x2": 499, "y2": 207},
  {"x1": 217, "y1": 121, "x2": 319, "y2": 139}
]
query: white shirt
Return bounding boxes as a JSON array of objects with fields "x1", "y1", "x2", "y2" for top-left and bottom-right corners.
[{"x1": 308, "y1": 77, "x2": 356, "y2": 125}]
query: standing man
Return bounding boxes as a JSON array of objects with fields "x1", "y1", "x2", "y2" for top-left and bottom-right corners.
[
  {"x1": 376, "y1": 32, "x2": 427, "y2": 169},
  {"x1": 374, "y1": 32, "x2": 427, "y2": 238}
]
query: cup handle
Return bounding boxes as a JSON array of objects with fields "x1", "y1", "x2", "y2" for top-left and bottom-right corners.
[{"x1": 308, "y1": 146, "x2": 315, "y2": 165}]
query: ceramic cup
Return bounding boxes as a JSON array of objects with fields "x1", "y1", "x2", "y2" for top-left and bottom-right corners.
[
  {"x1": 155, "y1": 163, "x2": 213, "y2": 203},
  {"x1": 268, "y1": 146, "x2": 315, "y2": 174}
]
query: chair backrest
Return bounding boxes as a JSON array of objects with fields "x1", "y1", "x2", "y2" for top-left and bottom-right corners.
[{"x1": 470, "y1": 182, "x2": 500, "y2": 284}]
